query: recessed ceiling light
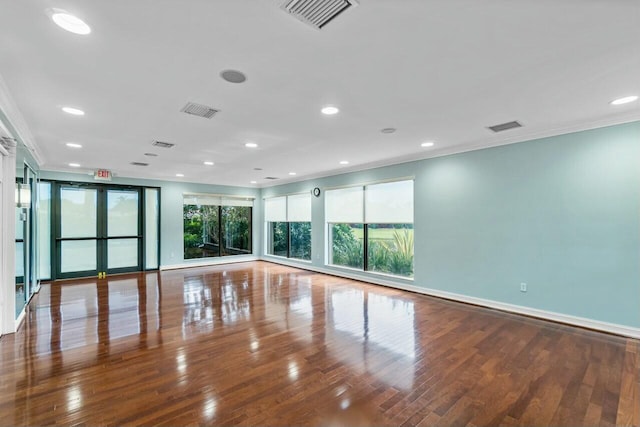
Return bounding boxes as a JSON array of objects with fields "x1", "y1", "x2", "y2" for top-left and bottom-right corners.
[
  {"x1": 65, "y1": 142, "x2": 82, "y2": 148},
  {"x1": 321, "y1": 106, "x2": 339, "y2": 115},
  {"x1": 220, "y1": 70, "x2": 247, "y2": 84},
  {"x1": 250, "y1": 181, "x2": 257, "y2": 184},
  {"x1": 144, "y1": 152, "x2": 158, "y2": 157},
  {"x1": 62, "y1": 106, "x2": 85, "y2": 116},
  {"x1": 289, "y1": 172, "x2": 297, "y2": 176},
  {"x1": 381, "y1": 128, "x2": 396, "y2": 134},
  {"x1": 68, "y1": 163, "x2": 80, "y2": 167},
  {"x1": 610, "y1": 95, "x2": 638, "y2": 105},
  {"x1": 253, "y1": 167, "x2": 263, "y2": 171},
  {"x1": 204, "y1": 161, "x2": 214, "y2": 166},
  {"x1": 176, "y1": 173, "x2": 184, "y2": 177},
  {"x1": 51, "y1": 11, "x2": 91, "y2": 35},
  {"x1": 245, "y1": 142, "x2": 258, "y2": 148},
  {"x1": 339, "y1": 160, "x2": 349, "y2": 165},
  {"x1": 421, "y1": 141, "x2": 435, "y2": 148}
]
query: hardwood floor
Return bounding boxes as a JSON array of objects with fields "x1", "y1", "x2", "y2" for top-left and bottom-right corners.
[{"x1": 0, "y1": 261, "x2": 638, "y2": 426}]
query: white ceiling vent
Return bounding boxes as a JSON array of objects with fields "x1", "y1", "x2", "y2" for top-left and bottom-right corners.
[
  {"x1": 152, "y1": 140, "x2": 175, "y2": 148},
  {"x1": 488, "y1": 121, "x2": 523, "y2": 133},
  {"x1": 181, "y1": 102, "x2": 219, "y2": 119},
  {"x1": 281, "y1": 0, "x2": 358, "y2": 30}
]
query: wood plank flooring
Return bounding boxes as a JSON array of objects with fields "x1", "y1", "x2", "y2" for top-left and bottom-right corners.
[{"x1": 0, "y1": 261, "x2": 638, "y2": 426}]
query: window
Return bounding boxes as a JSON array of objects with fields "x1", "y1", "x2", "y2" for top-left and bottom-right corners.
[
  {"x1": 265, "y1": 193, "x2": 311, "y2": 261},
  {"x1": 326, "y1": 180, "x2": 414, "y2": 278},
  {"x1": 183, "y1": 194, "x2": 253, "y2": 259}
]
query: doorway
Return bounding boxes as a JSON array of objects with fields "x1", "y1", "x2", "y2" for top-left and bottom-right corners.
[{"x1": 52, "y1": 182, "x2": 159, "y2": 279}]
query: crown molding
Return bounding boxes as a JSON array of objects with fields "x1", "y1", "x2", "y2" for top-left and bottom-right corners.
[{"x1": 0, "y1": 72, "x2": 44, "y2": 166}]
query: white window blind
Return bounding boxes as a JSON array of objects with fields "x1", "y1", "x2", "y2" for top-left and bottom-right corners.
[
  {"x1": 184, "y1": 195, "x2": 220, "y2": 206},
  {"x1": 265, "y1": 196, "x2": 287, "y2": 222},
  {"x1": 365, "y1": 180, "x2": 413, "y2": 223},
  {"x1": 222, "y1": 197, "x2": 253, "y2": 207},
  {"x1": 184, "y1": 194, "x2": 254, "y2": 207},
  {"x1": 287, "y1": 193, "x2": 311, "y2": 222},
  {"x1": 326, "y1": 186, "x2": 364, "y2": 223}
]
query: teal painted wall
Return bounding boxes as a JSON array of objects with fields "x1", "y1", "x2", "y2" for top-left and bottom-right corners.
[
  {"x1": 38, "y1": 172, "x2": 261, "y2": 267},
  {"x1": 40, "y1": 121, "x2": 640, "y2": 328},
  {"x1": 262, "y1": 121, "x2": 640, "y2": 328}
]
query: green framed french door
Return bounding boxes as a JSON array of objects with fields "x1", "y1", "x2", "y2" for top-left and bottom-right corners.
[{"x1": 54, "y1": 183, "x2": 144, "y2": 279}]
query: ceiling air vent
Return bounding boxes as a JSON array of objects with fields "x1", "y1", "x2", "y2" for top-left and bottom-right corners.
[
  {"x1": 131, "y1": 162, "x2": 149, "y2": 167},
  {"x1": 181, "y1": 102, "x2": 219, "y2": 119},
  {"x1": 488, "y1": 121, "x2": 523, "y2": 133},
  {"x1": 152, "y1": 141, "x2": 175, "y2": 149},
  {"x1": 264, "y1": 176, "x2": 279, "y2": 180},
  {"x1": 281, "y1": 0, "x2": 358, "y2": 30}
]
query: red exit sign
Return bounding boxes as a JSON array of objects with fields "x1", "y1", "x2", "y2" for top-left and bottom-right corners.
[{"x1": 94, "y1": 169, "x2": 112, "y2": 181}]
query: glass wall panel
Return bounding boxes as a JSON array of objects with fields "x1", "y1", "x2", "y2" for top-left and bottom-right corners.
[
  {"x1": 145, "y1": 188, "x2": 159, "y2": 269},
  {"x1": 222, "y1": 206, "x2": 251, "y2": 256},
  {"x1": 107, "y1": 190, "x2": 138, "y2": 236},
  {"x1": 290, "y1": 222, "x2": 311, "y2": 260},
  {"x1": 61, "y1": 188, "x2": 97, "y2": 238},
  {"x1": 38, "y1": 182, "x2": 51, "y2": 279},
  {"x1": 61, "y1": 240, "x2": 97, "y2": 273},
  {"x1": 367, "y1": 224, "x2": 414, "y2": 277},
  {"x1": 108, "y1": 239, "x2": 139, "y2": 269},
  {"x1": 329, "y1": 223, "x2": 364, "y2": 269}
]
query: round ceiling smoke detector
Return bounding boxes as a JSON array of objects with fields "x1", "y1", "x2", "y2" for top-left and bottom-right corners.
[
  {"x1": 220, "y1": 70, "x2": 247, "y2": 84},
  {"x1": 381, "y1": 128, "x2": 396, "y2": 134}
]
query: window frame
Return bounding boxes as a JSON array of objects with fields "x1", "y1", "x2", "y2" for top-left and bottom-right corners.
[
  {"x1": 264, "y1": 192, "x2": 312, "y2": 261},
  {"x1": 325, "y1": 178, "x2": 415, "y2": 279}
]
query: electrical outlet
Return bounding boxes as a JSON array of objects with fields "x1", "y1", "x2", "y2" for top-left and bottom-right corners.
[{"x1": 520, "y1": 282, "x2": 527, "y2": 292}]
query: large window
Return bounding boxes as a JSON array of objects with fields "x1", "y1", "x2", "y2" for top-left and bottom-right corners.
[
  {"x1": 265, "y1": 193, "x2": 311, "y2": 261},
  {"x1": 326, "y1": 180, "x2": 414, "y2": 278},
  {"x1": 183, "y1": 194, "x2": 253, "y2": 259}
]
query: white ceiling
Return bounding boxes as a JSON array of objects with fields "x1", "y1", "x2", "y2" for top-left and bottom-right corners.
[{"x1": 0, "y1": 0, "x2": 639, "y2": 187}]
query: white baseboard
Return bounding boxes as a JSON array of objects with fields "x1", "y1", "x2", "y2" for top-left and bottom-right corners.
[
  {"x1": 160, "y1": 255, "x2": 258, "y2": 271},
  {"x1": 260, "y1": 257, "x2": 640, "y2": 340}
]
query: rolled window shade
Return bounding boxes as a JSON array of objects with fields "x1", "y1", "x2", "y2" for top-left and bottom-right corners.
[
  {"x1": 265, "y1": 196, "x2": 287, "y2": 222},
  {"x1": 183, "y1": 195, "x2": 221, "y2": 206},
  {"x1": 287, "y1": 193, "x2": 311, "y2": 222},
  {"x1": 326, "y1": 186, "x2": 364, "y2": 223},
  {"x1": 365, "y1": 180, "x2": 413, "y2": 223},
  {"x1": 222, "y1": 197, "x2": 253, "y2": 207}
]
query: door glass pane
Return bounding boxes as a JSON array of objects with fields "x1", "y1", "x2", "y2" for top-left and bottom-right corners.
[
  {"x1": 108, "y1": 239, "x2": 138, "y2": 269},
  {"x1": 108, "y1": 190, "x2": 138, "y2": 236},
  {"x1": 61, "y1": 187, "x2": 97, "y2": 238},
  {"x1": 15, "y1": 207, "x2": 24, "y2": 240},
  {"x1": 15, "y1": 241, "x2": 24, "y2": 277},
  {"x1": 145, "y1": 188, "x2": 159, "y2": 269},
  {"x1": 61, "y1": 240, "x2": 97, "y2": 272},
  {"x1": 38, "y1": 182, "x2": 51, "y2": 279}
]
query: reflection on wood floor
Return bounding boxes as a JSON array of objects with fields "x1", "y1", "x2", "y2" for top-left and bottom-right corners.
[{"x1": 0, "y1": 261, "x2": 638, "y2": 426}]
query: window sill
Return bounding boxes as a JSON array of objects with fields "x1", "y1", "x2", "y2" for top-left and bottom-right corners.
[{"x1": 326, "y1": 263, "x2": 414, "y2": 281}]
